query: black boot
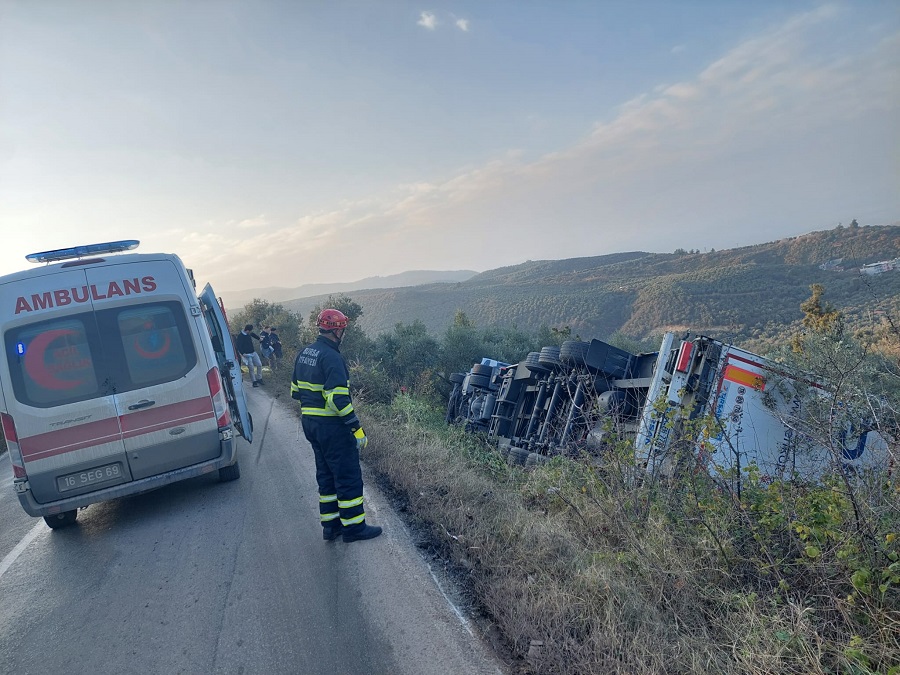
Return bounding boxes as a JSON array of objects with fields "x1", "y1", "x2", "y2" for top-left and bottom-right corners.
[
  {"x1": 342, "y1": 523, "x2": 382, "y2": 542},
  {"x1": 322, "y1": 523, "x2": 343, "y2": 541}
]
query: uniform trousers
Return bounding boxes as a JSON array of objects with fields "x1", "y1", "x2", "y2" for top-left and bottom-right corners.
[{"x1": 301, "y1": 416, "x2": 366, "y2": 532}]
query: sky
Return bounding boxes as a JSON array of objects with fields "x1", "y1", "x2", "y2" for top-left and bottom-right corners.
[{"x1": 1, "y1": 1, "x2": 898, "y2": 294}]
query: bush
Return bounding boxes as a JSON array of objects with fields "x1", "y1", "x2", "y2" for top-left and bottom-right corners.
[{"x1": 361, "y1": 392, "x2": 900, "y2": 674}]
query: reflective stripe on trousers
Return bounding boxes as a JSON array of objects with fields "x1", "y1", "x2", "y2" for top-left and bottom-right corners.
[{"x1": 302, "y1": 416, "x2": 366, "y2": 531}]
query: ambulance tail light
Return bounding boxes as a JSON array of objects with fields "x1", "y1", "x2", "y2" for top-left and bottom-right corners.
[
  {"x1": 1, "y1": 413, "x2": 27, "y2": 479},
  {"x1": 207, "y1": 367, "x2": 231, "y2": 429}
]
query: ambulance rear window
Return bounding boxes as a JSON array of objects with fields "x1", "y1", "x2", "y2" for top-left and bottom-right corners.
[
  {"x1": 117, "y1": 305, "x2": 191, "y2": 385},
  {"x1": 7, "y1": 318, "x2": 101, "y2": 406},
  {"x1": 4, "y1": 301, "x2": 197, "y2": 408}
]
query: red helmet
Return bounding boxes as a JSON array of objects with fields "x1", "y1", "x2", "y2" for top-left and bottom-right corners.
[{"x1": 316, "y1": 308, "x2": 349, "y2": 330}]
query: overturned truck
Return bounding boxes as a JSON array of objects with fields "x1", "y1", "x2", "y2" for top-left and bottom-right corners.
[{"x1": 446, "y1": 333, "x2": 892, "y2": 483}]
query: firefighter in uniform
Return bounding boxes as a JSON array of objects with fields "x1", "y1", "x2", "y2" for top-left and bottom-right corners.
[{"x1": 291, "y1": 309, "x2": 383, "y2": 542}]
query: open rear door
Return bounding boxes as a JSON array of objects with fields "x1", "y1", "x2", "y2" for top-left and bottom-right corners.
[{"x1": 199, "y1": 284, "x2": 252, "y2": 443}]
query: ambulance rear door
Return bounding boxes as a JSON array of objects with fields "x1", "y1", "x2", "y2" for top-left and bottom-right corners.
[
  {"x1": 1, "y1": 268, "x2": 132, "y2": 503},
  {"x1": 85, "y1": 259, "x2": 221, "y2": 480},
  {"x1": 199, "y1": 284, "x2": 252, "y2": 442}
]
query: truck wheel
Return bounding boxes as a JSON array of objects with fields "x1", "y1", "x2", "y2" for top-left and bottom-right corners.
[
  {"x1": 526, "y1": 452, "x2": 549, "y2": 467},
  {"x1": 524, "y1": 352, "x2": 547, "y2": 372},
  {"x1": 507, "y1": 447, "x2": 530, "y2": 466},
  {"x1": 219, "y1": 460, "x2": 241, "y2": 482},
  {"x1": 538, "y1": 346, "x2": 562, "y2": 370},
  {"x1": 560, "y1": 340, "x2": 590, "y2": 367},
  {"x1": 467, "y1": 374, "x2": 490, "y2": 389},
  {"x1": 44, "y1": 510, "x2": 78, "y2": 529}
]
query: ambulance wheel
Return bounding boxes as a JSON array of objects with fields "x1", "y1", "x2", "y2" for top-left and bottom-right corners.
[
  {"x1": 44, "y1": 510, "x2": 78, "y2": 529},
  {"x1": 219, "y1": 460, "x2": 241, "y2": 482}
]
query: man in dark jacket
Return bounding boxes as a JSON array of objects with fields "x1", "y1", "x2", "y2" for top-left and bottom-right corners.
[
  {"x1": 235, "y1": 324, "x2": 263, "y2": 387},
  {"x1": 291, "y1": 309, "x2": 382, "y2": 542}
]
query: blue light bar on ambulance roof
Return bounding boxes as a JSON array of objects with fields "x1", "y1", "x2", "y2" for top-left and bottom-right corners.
[{"x1": 25, "y1": 240, "x2": 140, "y2": 264}]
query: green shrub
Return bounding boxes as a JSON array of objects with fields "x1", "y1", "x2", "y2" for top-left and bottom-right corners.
[{"x1": 361, "y1": 392, "x2": 899, "y2": 674}]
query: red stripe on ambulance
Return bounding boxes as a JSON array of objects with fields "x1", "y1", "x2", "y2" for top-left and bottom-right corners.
[{"x1": 19, "y1": 396, "x2": 214, "y2": 462}]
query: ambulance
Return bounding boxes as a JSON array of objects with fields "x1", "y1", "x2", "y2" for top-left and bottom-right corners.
[{"x1": 0, "y1": 240, "x2": 252, "y2": 528}]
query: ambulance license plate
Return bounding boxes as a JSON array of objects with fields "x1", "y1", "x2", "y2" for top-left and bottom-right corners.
[{"x1": 57, "y1": 463, "x2": 123, "y2": 492}]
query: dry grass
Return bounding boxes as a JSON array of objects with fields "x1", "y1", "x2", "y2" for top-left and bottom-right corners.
[{"x1": 360, "y1": 395, "x2": 900, "y2": 675}]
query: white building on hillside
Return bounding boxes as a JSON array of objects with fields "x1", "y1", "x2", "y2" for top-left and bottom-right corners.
[{"x1": 860, "y1": 258, "x2": 900, "y2": 275}]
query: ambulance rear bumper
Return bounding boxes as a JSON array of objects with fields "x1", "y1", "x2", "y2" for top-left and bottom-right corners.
[{"x1": 16, "y1": 437, "x2": 237, "y2": 517}]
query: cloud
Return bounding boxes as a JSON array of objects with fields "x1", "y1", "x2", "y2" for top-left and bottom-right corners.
[
  {"x1": 236, "y1": 215, "x2": 268, "y2": 229},
  {"x1": 417, "y1": 12, "x2": 437, "y2": 30},
  {"x1": 416, "y1": 11, "x2": 469, "y2": 32},
  {"x1": 198, "y1": 6, "x2": 899, "y2": 292},
  {"x1": 670, "y1": 44, "x2": 685, "y2": 55}
]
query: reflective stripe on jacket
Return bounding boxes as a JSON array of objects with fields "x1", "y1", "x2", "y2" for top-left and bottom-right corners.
[{"x1": 291, "y1": 335, "x2": 360, "y2": 427}]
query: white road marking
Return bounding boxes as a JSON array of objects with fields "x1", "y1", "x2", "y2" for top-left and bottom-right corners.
[
  {"x1": 427, "y1": 564, "x2": 474, "y2": 637},
  {"x1": 0, "y1": 521, "x2": 44, "y2": 580},
  {"x1": 366, "y1": 492, "x2": 476, "y2": 638}
]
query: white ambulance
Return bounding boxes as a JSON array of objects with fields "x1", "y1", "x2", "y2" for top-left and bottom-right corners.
[{"x1": 0, "y1": 240, "x2": 252, "y2": 528}]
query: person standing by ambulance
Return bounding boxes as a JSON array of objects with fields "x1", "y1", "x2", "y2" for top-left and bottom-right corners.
[
  {"x1": 291, "y1": 309, "x2": 382, "y2": 542},
  {"x1": 236, "y1": 324, "x2": 264, "y2": 387}
]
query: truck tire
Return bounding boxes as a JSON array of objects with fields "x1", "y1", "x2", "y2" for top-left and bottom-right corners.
[
  {"x1": 471, "y1": 364, "x2": 493, "y2": 376},
  {"x1": 526, "y1": 452, "x2": 550, "y2": 467},
  {"x1": 524, "y1": 352, "x2": 547, "y2": 371},
  {"x1": 560, "y1": 340, "x2": 590, "y2": 367},
  {"x1": 507, "y1": 447, "x2": 530, "y2": 466},
  {"x1": 449, "y1": 372, "x2": 465, "y2": 384},
  {"x1": 538, "y1": 346, "x2": 562, "y2": 370},
  {"x1": 467, "y1": 374, "x2": 490, "y2": 389},
  {"x1": 219, "y1": 460, "x2": 241, "y2": 482},
  {"x1": 44, "y1": 510, "x2": 77, "y2": 529}
]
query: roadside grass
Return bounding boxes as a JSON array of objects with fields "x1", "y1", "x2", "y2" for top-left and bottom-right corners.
[{"x1": 360, "y1": 393, "x2": 900, "y2": 675}]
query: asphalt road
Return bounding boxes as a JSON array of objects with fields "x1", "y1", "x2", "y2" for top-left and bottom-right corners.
[{"x1": 0, "y1": 385, "x2": 505, "y2": 675}]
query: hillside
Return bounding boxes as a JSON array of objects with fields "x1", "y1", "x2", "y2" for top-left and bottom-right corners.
[
  {"x1": 219, "y1": 268, "x2": 477, "y2": 309},
  {"x1": 281, "y1": 225, "x2": 900, "y2": 347}
]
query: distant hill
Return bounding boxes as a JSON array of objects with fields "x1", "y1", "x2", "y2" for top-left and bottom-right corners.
[
  {"x1": 279, "y1": 225, "x2": 900, "y2": 349},
  {"x1": 219, "y1": 269, "x2": 477, "y2": 310}
]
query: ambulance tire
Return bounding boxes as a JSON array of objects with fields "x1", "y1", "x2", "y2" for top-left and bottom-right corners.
[
  {"x1": 44, "y1": 510, "x2": 77, "y2": 529},
  {"x1": 219, "y1": 460, "x2": 242, "y2": 482}
]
